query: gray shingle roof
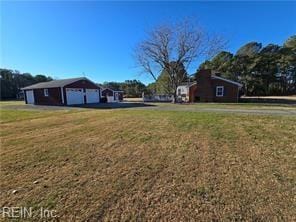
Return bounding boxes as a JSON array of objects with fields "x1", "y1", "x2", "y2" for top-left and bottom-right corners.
[{"x1": 21, "y1": 77, "x2": 87, "y2": 90}]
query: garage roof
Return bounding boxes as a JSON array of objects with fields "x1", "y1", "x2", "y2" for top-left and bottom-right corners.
[{"x1": 21, "y1": 77, "x2": 88, "y2": 90}]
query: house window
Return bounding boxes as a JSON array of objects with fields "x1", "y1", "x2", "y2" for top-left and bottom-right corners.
[
  {"x1": 216, "y1": 86, "x2": 224, "y2": 97},
  {"x1": 178, "y1": 88, "x2": 181, "y2": 96},
  {"x1": 44, "y1": 89, "x2": 49, "y2": 97}
]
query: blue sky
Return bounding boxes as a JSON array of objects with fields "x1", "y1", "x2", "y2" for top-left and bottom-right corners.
[{"x1": 1, "y1": 1, "x2": 295, "y2": 84}]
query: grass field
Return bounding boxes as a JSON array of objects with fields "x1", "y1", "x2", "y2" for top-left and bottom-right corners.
[{"x1": 1, "y1": 101, "x2": 296, "y2": 221}]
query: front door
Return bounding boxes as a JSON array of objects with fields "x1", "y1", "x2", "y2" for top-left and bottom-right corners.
[
  {"x1": 115, "y1": 92, "x2": 119, "y2": 101},
  {"x1": 26, "y1": 90, "x2": 35, "y2": 104}
]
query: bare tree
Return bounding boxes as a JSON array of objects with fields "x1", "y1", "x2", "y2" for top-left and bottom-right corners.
[{"x1": 134, "y1": 19, "x2": 226, "y2": 102}]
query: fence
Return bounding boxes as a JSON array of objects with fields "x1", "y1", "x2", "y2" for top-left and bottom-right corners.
[{"x1": 142, "y1": 94, "x2": 173, "y2": 102}]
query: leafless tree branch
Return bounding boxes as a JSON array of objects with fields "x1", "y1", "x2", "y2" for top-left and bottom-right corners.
[{"x1": 134, "y1": 19, "x2": 226, "y2": 101}]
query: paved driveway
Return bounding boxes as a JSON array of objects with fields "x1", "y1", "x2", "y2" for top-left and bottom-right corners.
[
  {"x1": 138, "y1": 105, "x2": 296, "y2": 116},
  {"x1": 2, "y1": 101, "x2": 296, "y2": 116}
]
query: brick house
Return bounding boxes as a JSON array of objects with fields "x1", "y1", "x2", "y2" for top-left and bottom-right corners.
[{"x1": 177, "y1": 69, "x2": 242, "y2": 103}]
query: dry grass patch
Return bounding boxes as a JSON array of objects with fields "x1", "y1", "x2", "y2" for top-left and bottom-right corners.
[{"x1": 0, "y1": 108, "x2": 295, "y2": 221}]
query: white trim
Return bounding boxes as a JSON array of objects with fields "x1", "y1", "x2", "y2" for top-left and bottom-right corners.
[
  {"x1": 101, "y1": 87, "x2": 114, "y2": 92},
  {"x1": 61, "y1": 87, "x2": 64, "y2": 104},
  {"x1": 212, "y1": 75, "x2": 242, "y2": 87},
  {"x1": 216, "y1": 86, "x2": 224, "y2": 97},
  {"x1": 113, "y1": 90, "x2": 124, "y2": 93}
]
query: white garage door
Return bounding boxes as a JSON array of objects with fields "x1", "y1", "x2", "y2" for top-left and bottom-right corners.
[
  {"x1": 86, "y1": 89, "x2": 100, "y2": 103},
  {"x1": 26, "y1": 90, "x2": 35, "y2": 104},
  {"x1": 66, "y1": 88, "x2": 84, "y2": 105}
]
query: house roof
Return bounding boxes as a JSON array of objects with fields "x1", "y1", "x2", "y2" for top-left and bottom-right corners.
[
  {"x1": 101, "y1": 87, "x2": 124, "y2": 92},
  {"x1": 211, "y1": 75, "x2": 243, "y2": 87},
  {"x1": 178, "y1": 81, "x2": 197, "y2": 87},
  {"x1": 21, "y1": 77, "x2": 90, "y2": 90},
  {"x1": 177, "y1": 75, "x2": 242, "y2": 88}
]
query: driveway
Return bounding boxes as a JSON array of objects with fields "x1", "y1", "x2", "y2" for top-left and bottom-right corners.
[
  {"x1": 138, "y1": 105, "x2": 296, "y2": 116},
  {"x1": 127, "y1": 102, "x2": 296, "y2": 116},
  {"x1": 1, "y1": 101, "x2": 296, "y2": 116}
]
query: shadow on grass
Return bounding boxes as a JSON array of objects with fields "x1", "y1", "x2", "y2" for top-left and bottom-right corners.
[
  {"x1": 240, "y1": 98, "x2": 296, "y2": 105},
  {"x1": 71, "y1": 102, "x2": 156, "y2": 109}
]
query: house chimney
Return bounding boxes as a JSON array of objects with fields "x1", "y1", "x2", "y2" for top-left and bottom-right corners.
[
  {"x1": 197, "y1": 69, "x2": 212, "y2": 80},
  {"x1": 195, "y1": 69, "x2": 213, "y2": 102}
]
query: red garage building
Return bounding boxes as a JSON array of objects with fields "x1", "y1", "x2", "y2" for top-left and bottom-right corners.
[
  {"x1": 22, "y1": 77, "x2": 101, "y2": 106},
  {"x1": 101, "y1": 88, "x2": 124, "y2": 102}
]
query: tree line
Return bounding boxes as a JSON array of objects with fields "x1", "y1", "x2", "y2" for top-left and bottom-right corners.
[
  {"x1": 0, "y1": 68, "x2": 148, "y2": 99},
  {"x1": 199, "y1": 35, "x2": 296, "y2": 96},
  {"x1": 0, "y1": 69, "x2": 53, "y2": 100},
  {"x1": 145, "y1": 36, "x2": 296, "y2": 97},
  {"x1": 100, "y1": 80, "x2": 146, "y2": 97}
]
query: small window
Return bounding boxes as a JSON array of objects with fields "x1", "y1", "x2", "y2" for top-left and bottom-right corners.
[
  {"x1": 44, "y1": 89, "x2": 49, "y2": 97},
  {"x1": 216, "y1": 86, "x2": 224, "y2": 97},
  {"x1": 178, "y1": 88, "x2": 181, "y2": 96}
]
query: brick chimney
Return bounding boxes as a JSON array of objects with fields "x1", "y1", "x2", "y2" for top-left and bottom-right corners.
[
  {"x1": 197, "y1": 69, "x2": 212, "y2": 80},
  {"x1": 195, "y1": 69, "x2": 213, "y2": 102}
]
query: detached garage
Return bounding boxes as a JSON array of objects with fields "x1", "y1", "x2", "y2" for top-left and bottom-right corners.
[
  {"x1": 22, "y1": 77, "x2": 101, "y2": 106},
  {"x1": 101, "y1": 88, "x2": 124, "y2": 102}
]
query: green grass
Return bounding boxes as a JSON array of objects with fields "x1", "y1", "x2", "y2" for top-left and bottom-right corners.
[
  {"x1": 0, "y1": 100, "x2": 26, "y2": 107},
  {"x1": 0, "y1": 102, "x2": 296, "y2": 221},
  {"x1": 1, "y1": 109, "x2": 50, "y2": 123},
  {"x1": 154, "y1": 102, "x2": 296, "y2": 110}
]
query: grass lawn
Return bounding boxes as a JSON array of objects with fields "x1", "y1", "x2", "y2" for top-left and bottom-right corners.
[
  {"x1": 1, "y1": 102, "x2": 296, "y2": 221},
  {"x1": 152, "y1": 102, "x2": 296, "y2": 111}
]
